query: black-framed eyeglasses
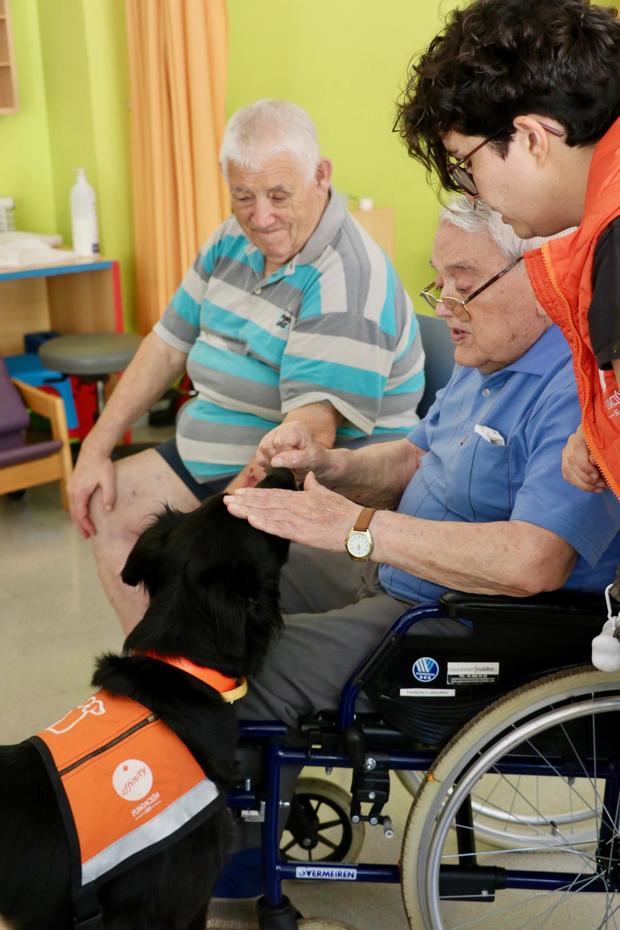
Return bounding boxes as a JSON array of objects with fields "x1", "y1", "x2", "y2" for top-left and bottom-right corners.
[
  {"x1": 447, "y1": 122, "x2": 565, "y2": 197},
  {"x1": 419, "y1": 255, "x2": 523, "y2": 322}
]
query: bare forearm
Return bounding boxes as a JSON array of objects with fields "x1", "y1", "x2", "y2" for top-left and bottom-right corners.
[
  {"x1": 321, "y1": 439, "x2": 424, "y2": 508},
  {"x1": 370, "y1": 512, "x2": 577, "y2": 596},
  {"x1": 283, "y1": 401, "x2": 342, "y2": 448},
  {"x1": 81, "y1": 332, "x2": 187, "y2": 455}
]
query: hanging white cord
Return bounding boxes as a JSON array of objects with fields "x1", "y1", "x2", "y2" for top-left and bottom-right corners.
[{"x1": 591, "y1": 583, "x2": 620, "y2": 671}]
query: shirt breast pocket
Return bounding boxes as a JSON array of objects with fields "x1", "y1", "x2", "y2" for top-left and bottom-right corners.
[{"x1": 447, "y1": 435, "x2": 512, "y2": 522}]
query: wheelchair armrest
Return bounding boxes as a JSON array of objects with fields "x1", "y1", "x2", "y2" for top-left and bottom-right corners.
[{"x1": 439, "y1": 589, "x2": 605, "y2": 624}]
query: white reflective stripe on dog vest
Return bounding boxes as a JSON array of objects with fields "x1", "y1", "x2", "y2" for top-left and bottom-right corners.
[{"x1": 35, "y1": 689, "x2": 220, "y2": 887}]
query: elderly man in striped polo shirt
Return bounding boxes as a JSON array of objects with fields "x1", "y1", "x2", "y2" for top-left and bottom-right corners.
[{"x1": 67, "y1": 99, "x2": 424, "y2": 633}]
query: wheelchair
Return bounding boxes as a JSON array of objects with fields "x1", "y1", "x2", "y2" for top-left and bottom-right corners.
[{"x1": 229, "y1": 587, "x2": 620, "y2": 930}]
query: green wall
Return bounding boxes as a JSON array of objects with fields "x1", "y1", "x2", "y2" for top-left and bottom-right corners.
[
  {"x1": 1, "y1": 0, "x2": 453, "y2": 324},
  {"x1": 36, "y1": 0, "x2": 135, "y2": 325},
  {"x1": 0, "y1": 0, "x2": 56, "y2": 233},
  {"x1": 227, "y1": 0, "x2": 453, "y2": 302},
  {"x1": 0, "y1": 0, "x2": 134, "y2": 326}
]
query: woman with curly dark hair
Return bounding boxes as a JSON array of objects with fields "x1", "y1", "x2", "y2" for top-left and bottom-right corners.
[{"x1": 395, "y1": 0, "x2": 620, "y2": 500}]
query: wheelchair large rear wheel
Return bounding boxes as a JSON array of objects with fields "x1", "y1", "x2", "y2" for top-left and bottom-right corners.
[
  {"x1": 400, "y1": 667, "x2": 620, "y2": 930},
  {"x1": 395, "y1": 766, "x2": 600, "y2": 849}
]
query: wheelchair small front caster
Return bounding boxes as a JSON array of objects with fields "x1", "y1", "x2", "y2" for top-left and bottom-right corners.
[
  {"x1": 257, "y1": 895, "x2": 301, "y2": 930},
  {"x1": 281, "y1": 778, "x2": 365, "y2": 864}
]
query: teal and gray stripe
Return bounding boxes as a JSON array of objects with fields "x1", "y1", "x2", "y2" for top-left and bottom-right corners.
[{"x1": 155, "y1": 189, "x2": 424, "y2": 483}]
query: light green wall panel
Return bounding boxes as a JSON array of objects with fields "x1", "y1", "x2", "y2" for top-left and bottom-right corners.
[
  {"x1": 82, "y1": 0, "x2": 135, "y2": 326},
  {"x1": 36, "y1": 0, "x2": 97, "y2": 246},
  {"x1": 0, "y1": 0, "x2": 56, "y2": 233},
  {"x1": 227, "y1": 0, "x2": 454, "y2": 303},
  {"x1": 0, "y1": 1, "x2": 134, "y2": 326},
  {"x1": 36, "y1": 0, "x2": 135, "y2": 324}
]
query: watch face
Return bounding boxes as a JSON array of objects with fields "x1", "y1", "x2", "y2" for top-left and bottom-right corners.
[{"x1": 347, "y1": 531, "x2": 372, "y2": 558}]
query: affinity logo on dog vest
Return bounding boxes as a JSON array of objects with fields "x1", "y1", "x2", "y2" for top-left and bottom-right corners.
[{"x1": 113, "y1": 759, "x2": 153, "y2": 802}]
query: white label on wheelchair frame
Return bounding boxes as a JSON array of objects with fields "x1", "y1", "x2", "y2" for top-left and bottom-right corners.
[
  {"x1": 447, "y1": 661, "x2": 499, "y2": 685},
  {"x1": 295, "y1": 866, "x2": 357, "y2": 881},
  {"x1": 399, "y1": 688, "x2": 456, "y2": 697}
]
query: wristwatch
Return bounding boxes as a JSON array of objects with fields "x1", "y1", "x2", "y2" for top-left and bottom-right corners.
[{"x1": 345, "y1": 507, "x2": 376, "y2": 561}]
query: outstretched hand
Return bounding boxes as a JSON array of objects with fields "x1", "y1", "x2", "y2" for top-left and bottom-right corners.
[{"x1": 224, "y1": 471, "x2": 362, "y2": 551}]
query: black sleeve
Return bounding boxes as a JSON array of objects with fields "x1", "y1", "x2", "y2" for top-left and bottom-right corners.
[{"x1": 588, "y1": 216, "x2": 620, "y2": 370}]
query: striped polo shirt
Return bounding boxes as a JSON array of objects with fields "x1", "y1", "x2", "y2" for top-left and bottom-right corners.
[{"x1": 154, "y1": 190, "x2": 425, "y2": 483}]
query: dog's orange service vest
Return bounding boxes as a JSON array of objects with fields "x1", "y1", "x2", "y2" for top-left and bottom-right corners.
[{"x1": 30, "y1": 660, "x2": 246, "y2": 893}]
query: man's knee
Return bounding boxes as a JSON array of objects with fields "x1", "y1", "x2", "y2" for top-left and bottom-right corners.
[{"x1": 90, "y1": 455, "x2": 158, "y2": 541}]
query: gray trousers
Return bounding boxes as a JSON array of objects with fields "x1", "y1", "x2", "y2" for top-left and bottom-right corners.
[
  {"x1": 239, "y1": 543, "x2": 465, "y2": 728},
  {"x1": 233, "y1": 544, "x2": 467, "y2": 852}
]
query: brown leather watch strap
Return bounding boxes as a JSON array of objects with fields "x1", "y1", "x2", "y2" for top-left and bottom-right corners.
[{"x1": 354, "y1": 507, "x2": 376, "y2": 532}]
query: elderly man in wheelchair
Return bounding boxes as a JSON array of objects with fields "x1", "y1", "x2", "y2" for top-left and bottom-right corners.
[{"x1": 217, "y1": 197, "x2": 620, "y2": 930}]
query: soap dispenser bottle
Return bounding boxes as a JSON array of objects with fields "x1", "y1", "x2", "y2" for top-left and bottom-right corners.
[{"x1": 70, "y1": 168, "x2": 100, "y2": 256}]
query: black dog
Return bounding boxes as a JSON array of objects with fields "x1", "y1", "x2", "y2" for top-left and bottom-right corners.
[{"x1": 0, "y1": 468, "x2": 295, "y2": 930}]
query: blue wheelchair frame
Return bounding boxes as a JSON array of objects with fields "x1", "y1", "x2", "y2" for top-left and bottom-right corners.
[
  {"x1": 229, "y1": 604, "x2": 436, "y2": 924},
  {"x1": 228, "y1": 593, "x2": 618, "y2": 930}
]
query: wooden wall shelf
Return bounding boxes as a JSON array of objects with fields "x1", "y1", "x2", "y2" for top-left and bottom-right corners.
[{"x1": 0, "y1": 0, "x2": 18, "y2": 114}]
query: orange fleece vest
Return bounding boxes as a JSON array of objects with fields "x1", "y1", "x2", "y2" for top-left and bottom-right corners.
[
  {"x1": 31, "y1": 660, "x2": 245, "y2": 894},
  {"x1": 525, "y1": 117, "x2": 620, "y2": 498}
]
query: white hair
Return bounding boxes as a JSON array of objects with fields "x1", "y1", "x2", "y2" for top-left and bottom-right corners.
[
  {"x1": 220, "y1": 99, "x2": 321, "y2": 181},
  {"x1": 439, "y1": 196, "x2": 573, "y2": 259}
]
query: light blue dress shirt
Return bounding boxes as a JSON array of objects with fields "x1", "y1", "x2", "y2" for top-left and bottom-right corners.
[{"x1": 379, "y1": 325, "x2": 620, "y2": 603}]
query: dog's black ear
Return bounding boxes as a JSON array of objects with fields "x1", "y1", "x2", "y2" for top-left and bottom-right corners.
[
  {"x1": 121, "y1": 507, "x2": 184, "y2": 593},
  {"x1": 200, "y1": 565, "x2": 283, "y2": 676},
  {"x1": 244, "y1": 575, "x2": 284, "y2": 673}
]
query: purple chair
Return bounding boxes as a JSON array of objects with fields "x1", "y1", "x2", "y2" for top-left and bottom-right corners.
[{"x1": 0, "y1": 358, "x2": 73, "y2": 508}]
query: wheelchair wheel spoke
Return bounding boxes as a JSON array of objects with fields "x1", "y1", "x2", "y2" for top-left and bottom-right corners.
[
  {"x1": 316, "y1": 836, "x2": 339, "y2": 853},
  {"x1": 317, "y1": 819, "x2": 344, "y2": 831},
  {"x1": 281, "y1": 837, "x2": 299, "y2": 855},
  {"x1": 401, "y1": 668, "x2": 620, "y2": 930}
]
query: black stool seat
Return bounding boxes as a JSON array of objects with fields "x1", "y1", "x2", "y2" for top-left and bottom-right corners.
[{"x1": 39, "y1": 333, "x2": 141, "y2": 377}]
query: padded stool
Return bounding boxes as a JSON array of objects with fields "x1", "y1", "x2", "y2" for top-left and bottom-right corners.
[{"x1": 39, "y1": 332, "x2": 141, "y2": 418}]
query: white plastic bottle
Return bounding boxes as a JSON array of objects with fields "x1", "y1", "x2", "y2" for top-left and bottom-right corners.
[
  {"x1": 0, "y1": 197, "x2": 16, "y2": 232},
  {"x1": 70, "y1": 168, "x2": 100, "y2": 256}
]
